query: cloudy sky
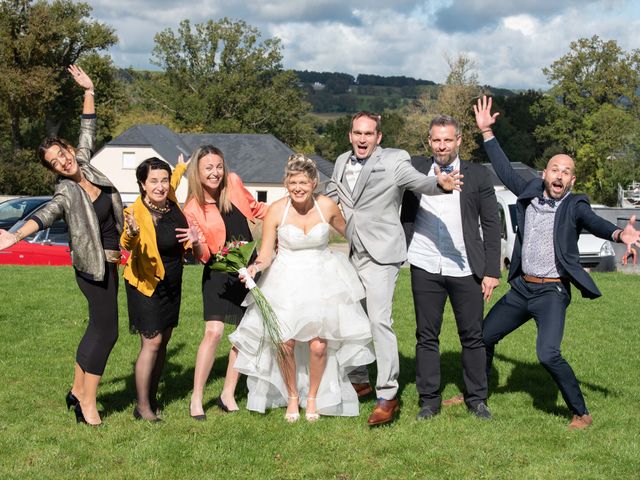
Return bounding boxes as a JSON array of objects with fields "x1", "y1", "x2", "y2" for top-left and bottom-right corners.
[{"x1": 84, "y1": 0, "x2": 639, "y2": 89}]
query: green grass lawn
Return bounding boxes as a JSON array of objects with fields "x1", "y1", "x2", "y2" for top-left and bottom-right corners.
[{"x1": 1, "y1": 266, "x2": 639, "y2": 479}]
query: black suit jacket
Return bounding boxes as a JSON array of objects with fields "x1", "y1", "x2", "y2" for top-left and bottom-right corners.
[
  {"x1": 401, "y1": 156, "x2": 501, "y2": 280},
  {"x1": 484, "y1": 138, "x2": 618, "y2": 299}
]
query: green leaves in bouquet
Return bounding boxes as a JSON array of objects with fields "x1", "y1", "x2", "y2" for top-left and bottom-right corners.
[{"x1": 210, "y1": 240, "x2": 256, "y2": 273}]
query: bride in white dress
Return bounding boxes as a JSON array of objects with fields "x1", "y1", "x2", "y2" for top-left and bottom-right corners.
[{"x1": 230, "y1": 154, "x2": 374, "y2": 422}]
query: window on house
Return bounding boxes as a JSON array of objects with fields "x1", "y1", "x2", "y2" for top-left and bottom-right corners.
[
  {"x1": 257, "y1": 191, "x2": 267, "y2": 203},
  {"x1": 122, "y1": 152, "x2": 137, "y2": 169}
]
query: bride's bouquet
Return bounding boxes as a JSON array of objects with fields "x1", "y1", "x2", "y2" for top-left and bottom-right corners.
[{"x1": 211, "y1": 240, "x2": 284, "y2": 359}]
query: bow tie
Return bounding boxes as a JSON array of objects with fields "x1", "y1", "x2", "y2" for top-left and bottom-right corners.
[
  {"x1": 436, "y1": 163, "x2": 454, "y2": 174},
  {"x1": 350, "y1": 155, "x2": 366, "y2": 166},
  {"x1": 538, "y1": 196, "x2": 556, "y2": 208}
]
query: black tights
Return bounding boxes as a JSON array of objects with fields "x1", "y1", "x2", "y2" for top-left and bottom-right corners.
[{"x1": 74, "y1": 262, "x2": 119, "y2": 376}]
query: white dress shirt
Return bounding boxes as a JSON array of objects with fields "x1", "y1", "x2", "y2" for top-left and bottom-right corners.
[{"x1": 407, "y1": 158, "x2": 472, "y2": 277}]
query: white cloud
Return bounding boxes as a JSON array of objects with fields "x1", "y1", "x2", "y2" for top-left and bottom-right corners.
[{"x1": 83, "y1": 0, "x2": 640, "y2": 89}]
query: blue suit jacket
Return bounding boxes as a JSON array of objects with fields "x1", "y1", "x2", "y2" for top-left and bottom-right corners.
[{"x1": 484, "y1": 138, "x2": 618, "y2": 299}]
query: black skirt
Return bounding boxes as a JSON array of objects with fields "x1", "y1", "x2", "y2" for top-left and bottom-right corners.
[{"x1": 201, "y1": 204, "x2": 256, "y2": 325}]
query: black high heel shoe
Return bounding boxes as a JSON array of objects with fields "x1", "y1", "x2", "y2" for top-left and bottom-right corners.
[
  {"x1": 66, "y1": 391, "x2": 79, "y2": 410},
  {"x1": 74, "y1": 403, "x2": 87, "y2": 424}
]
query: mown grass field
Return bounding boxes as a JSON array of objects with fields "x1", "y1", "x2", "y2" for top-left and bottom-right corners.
[{"x1": 0, "y1": 265, "x2": 639, "y2": 479}]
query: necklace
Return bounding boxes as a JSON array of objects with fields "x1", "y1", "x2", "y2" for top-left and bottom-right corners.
[{"x1": 144, "y1": 197, "x2": 170, "y2": 214}]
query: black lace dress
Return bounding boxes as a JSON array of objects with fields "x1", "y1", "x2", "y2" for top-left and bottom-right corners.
[{"x1": 126, "y1": 203, "x2": 188, "y2": 338}]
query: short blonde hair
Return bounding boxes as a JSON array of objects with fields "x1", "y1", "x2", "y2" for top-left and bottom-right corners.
[
  {"x1": 186, "y1": 145, "x2": 232, "y2": 213},
  {"x1": 284, "y1": 154, "x2": 318, "y2": 187}
]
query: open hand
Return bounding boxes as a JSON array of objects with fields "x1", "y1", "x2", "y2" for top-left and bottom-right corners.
[
  {"x1": 0, "y1": 229, "x2": 17, "y2": 250},
  {"x1": 68, "y1": 65, "x2": 94, "y2": 91},
  {"x1": 473, "y1": 95, "x2": 500, "y2": 131},
  {"x1": 620, "y1": 215, "x2": 640, "y2": 253},
  {"x1": 177, "y1": 153, "x2": 190, "y2": 167},
  {"x1": 124, "y1": 211, "x2": 139, "y2": 236},
  {"x1": 435, "y1": 166, "x2": 463, "y2": 192},
  {"x1": 175, "y1": 225, "x2": 199, "y2": 244}
]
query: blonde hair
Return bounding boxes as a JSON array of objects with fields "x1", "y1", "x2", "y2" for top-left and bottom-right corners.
[
  {"x1": 284, "y1": 153, "x2": 318, "y2": 186},
  {"x1": 186, "y1": 145, "x2": 232, "y2": 214}
]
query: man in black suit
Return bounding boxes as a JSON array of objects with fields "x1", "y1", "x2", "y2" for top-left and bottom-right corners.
[
  {"x1": 401, "y1": 115, "x2": 501, "y2": 420},
  {"x1": 474, "y1": 95, "x2": 640, "y2": 430}
]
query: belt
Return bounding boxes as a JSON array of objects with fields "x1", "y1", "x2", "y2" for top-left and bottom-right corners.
[{"x1": 522, "y1": 274, "x2": 562, "y2": 284}]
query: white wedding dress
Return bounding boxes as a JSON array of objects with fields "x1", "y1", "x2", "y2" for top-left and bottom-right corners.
[{"x1": 230, "y1": 198, "x2": 374, "y2": 416}]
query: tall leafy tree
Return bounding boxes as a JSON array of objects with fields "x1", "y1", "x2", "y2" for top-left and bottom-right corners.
[
  {"x1": 399, "y1": 54, "x2": 482, "y2": 159},
  {"x1": 533, "y1": 36, "x2": 640, "y2": 204},
  {"x1": 145, "y1": 18, "x2": 311, "y2": 147},
  {"x1": 0, "y1": 0, "x2": 120, "y2": 194}
]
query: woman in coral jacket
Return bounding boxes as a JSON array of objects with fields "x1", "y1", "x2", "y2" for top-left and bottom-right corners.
[
  {"x1": 183, "y1": 145, "x2": 267, "y2": 420},
  {"x1": 121, "y1": 155, "x2": 198, "y2": 421}
]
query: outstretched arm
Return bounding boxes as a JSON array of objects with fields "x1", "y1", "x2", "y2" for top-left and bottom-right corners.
[{"x1": 0, "y1": 219, "x2": 40, "y2": 250}]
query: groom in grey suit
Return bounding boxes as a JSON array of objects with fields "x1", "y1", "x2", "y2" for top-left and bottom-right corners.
[{"x1": 326, "y1": 112, "x2": 461, "y2": 425}]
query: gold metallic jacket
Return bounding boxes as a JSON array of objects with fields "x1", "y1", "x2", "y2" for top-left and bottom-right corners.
[{"x1": 32, "y1": 115, "x2": 124, "y2": 280}]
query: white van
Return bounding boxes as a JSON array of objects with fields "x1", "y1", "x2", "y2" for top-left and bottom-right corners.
[{"x1": 494, "y1": 187, "x2": 616, "y2": 272}]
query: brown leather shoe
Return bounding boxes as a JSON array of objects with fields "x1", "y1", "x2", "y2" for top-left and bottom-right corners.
[
  {"x1": 367, "y1": 398, "x2": 399, "y2": 426},
  {"x1": 568, "y1": 414, "x2": 593, "y2": 430},
  {"x1": 352, "y1": 383, "x2": 373, "y2": 398},
  {"x1": 442, "y1": 393, "x2": 464, "y2": 406}
]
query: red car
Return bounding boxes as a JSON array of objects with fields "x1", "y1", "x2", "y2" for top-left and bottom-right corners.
[{"x1": 0, "y1": 207, "x2": 129, "y2": 266}]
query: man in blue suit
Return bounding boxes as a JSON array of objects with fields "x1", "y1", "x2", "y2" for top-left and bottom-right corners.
[{"x1": 474, "y1": 95, "x2": 640, "y2": 430}]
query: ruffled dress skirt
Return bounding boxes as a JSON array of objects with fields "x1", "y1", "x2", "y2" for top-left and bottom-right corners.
[{"x1": 230, "y1": 228, "x2": 374, "y2": 416}]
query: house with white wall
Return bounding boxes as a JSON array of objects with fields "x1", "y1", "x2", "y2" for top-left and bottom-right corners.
[{"x1": 91, "y1": 124, "x2": 331, "y2": 204}]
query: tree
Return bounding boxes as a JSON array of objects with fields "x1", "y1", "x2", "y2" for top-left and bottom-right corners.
[
  {"x1": 0, "y1": 0, "x2": 120, "y2": 194},
  {"x1": 145, "y1": 18, "x2": 312, "y2": 147},
  {"x1": 399, "y1": 54, "x2": 482, "y2": 159},
  {"x1": 0, "y1": 0, "x2": 118, "y2": 149},
  {"x1": 532, "y1": 36, "x2": 640, "y2": 204},
  {"x1": 478, "y1": 91, "x2": 546, "y2": 167}
]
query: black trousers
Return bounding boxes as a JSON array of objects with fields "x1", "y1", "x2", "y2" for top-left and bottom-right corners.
[
  {"x1": 411, "y1": 266, "x2": 487, "y2": 409},
  {"x1": 483, "y1": 276, "x2": 587, "y2": 415},
  {"x1": 74, "y1": 262, "x2": 119, "y2": 376}
]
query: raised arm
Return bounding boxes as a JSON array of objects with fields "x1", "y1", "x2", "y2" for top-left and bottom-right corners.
[
  {"x1": 68, "y1": 65, "x2": 96, "y2": 163},
  {"x1": 474, "y1": 95, "x2": 527, "y2": 196},
  {"x1": 171, "y1": 154, "x2": 189, "y2": 191}
]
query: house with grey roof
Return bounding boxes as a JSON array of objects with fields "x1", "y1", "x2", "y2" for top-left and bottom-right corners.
[{"x1": 91, "y1": 125, "x2": 330, "y2": 204}]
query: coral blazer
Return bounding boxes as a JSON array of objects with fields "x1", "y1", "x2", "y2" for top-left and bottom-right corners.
[{"x1": 183, "y1": 172, "x2": 268, "y2": 264}]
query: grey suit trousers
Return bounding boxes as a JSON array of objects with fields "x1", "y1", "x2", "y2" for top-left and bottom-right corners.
[{"x1": 348, "y1": 250, "x2": 401, "y2": 400}]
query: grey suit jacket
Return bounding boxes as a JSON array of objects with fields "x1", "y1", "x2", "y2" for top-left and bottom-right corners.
[{"x1": 326, "y1": 146, "x2": 445, "y2": 264}]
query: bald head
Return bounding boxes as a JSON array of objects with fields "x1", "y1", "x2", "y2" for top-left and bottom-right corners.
[
  {"x1": 546, "y1": 154, "x2": 575, "y2": 174},
  {"x1": 542, "y1": 154, "x2": 576, "y2": 200}
]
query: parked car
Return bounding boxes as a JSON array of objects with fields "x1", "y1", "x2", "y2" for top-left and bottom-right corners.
[
  {"x1": 0, "y1": 196, "x2": 52, "y2": 230},
  {"x1": 0, "y1": 204, "x2": 129, "y2": 266},
  {"x1": 0, "y1": 215, "x2": 72, "y2": 266},
  {"x1": 495, "y1": 187, "x2": 617, "y2": 272}
]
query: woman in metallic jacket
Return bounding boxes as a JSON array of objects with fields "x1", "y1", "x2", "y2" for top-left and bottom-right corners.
[{"x1": 0, "y1": 65, "x2": 123, "y2": 426}]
